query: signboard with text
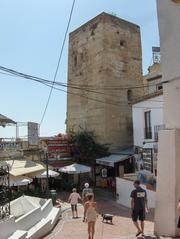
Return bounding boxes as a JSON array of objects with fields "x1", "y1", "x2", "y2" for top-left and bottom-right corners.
[
  {"x1": 44, "y1": 134, "x2": 71, "y2": 159},
  {"x1": 28, "y1": 122, "x2": 39, "y2": 145}
]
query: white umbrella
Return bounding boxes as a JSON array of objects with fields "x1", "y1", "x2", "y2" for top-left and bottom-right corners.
[
  {"x1": 30, "y1": 169, "x2": 59, "y2": 178},
  {"x1": 59, "y1": 163, "x2": 91, "y2": 174},
  {"x1": 10, "y1": 175, "x2": 32, "y2": 186}
]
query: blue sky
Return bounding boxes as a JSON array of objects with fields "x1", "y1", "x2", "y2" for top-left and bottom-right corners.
[{"x1": 0, "y1": 0, "x2": 159, "y2": 138}]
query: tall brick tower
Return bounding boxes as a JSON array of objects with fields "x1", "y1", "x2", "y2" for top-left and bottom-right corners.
[{"x1": 66, "y1": 12, "x2": 143, "y2": 150}]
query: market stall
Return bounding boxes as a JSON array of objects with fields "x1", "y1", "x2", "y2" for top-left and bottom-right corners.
[{"x1": 59, "y1": 163, "x2": 91, "y2": 190}]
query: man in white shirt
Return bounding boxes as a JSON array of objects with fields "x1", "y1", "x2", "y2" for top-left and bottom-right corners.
[{"x1": 68, "y1": 188, "x2": 82, "y2": 218}]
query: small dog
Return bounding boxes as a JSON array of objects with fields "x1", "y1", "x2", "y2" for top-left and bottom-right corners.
[{"x1": 102, "y1": 213, "x2": 114, "y2": 224}]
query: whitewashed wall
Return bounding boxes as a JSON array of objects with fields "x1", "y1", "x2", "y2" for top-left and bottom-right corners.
[
  {"x1": 132, "y1": 95, "x2": 164, "y2": 147},
  {"x1": 157, "y1": 0, "x2": 180, "y2": 129},
  {"x1": 155, "y1": 1, "x2": 180, "y2": 236},
  {"x1": 157, "y1": 0, "x2": 180, "y2": 83},
  {"x1": 116, "y1": 177, "x2": 156, "y2": 208}
]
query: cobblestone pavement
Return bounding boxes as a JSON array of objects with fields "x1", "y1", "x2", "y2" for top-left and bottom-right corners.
[{"x1": 43, "y1": 189, "x2": 156, "y2": 239}]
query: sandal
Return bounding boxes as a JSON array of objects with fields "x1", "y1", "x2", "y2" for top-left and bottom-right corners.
[{"x1": 136, "y1": 231, "x2": 142, "y2": 237}]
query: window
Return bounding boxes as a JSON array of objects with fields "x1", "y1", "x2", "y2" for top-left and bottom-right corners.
[
  {"x1": 144, "y1": 111, "x2": 152, "y2": 139},
  {"x1": 91, "y1": 30, "x2": 95, "y2": 36},
  {"x1": 74, "y1": 55, "x2": 77, "y2": 67},
  {"x1": 127, "y1": 89, "x2": 133, "y2": 101},
  {"x1": 156, "y1": 83, "x2": 163, "y2": 91},
  {"x1": 120, "y1": 40, "x2": 126, "y2": 47},
  {"x1": 81, "y1": 53, "x2": 83, "y2": 61}
]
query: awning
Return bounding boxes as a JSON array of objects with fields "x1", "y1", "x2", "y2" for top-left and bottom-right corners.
[
  {"x1": 29, "y1": 169, "x2": 59, "y2": 178},
  {"x1": 96, "y1": 154, "x2": 130, "y2": 167},
  {"x1": 0, "y1": 114, "x2": 16, "y2": 126},
  {"x1": 6, "y1": 160, "x2": 45, "y2": 176},
  {"x1": 10, "y1": 175, "x2": 32, "y2": 186},
  {"x1": 49, "y1": 159, "x2": 73, "y2": 170},
  {"x1": 59, "y1": 163, "x2": 91, "y2": 174},
  {"x1": 112, "y1": 147, "x2": 134, "y2": 155}
]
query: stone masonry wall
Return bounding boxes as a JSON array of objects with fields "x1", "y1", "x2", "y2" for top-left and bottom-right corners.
[{"x1": 66, "y1": 13, "x2": 143, "y2": 150}]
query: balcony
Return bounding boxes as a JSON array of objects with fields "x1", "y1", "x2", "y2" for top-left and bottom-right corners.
[
  {"x1": 144, "y1": 127, "x2": 152, "y2": 139},
  {"x1": 154, "y1": 124, "x2": 165, "y2": 141}
]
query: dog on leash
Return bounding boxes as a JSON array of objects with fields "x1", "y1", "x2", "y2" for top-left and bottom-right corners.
[{"x1": 102, "y1": 213, "x2": 114, "y2": 224}]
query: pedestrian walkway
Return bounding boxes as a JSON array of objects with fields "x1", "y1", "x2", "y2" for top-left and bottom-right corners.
[{"x1": 43, "y1": 188, "x2": 154, "y2": 239}]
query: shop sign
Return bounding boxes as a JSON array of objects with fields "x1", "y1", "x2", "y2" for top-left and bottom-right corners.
[
  {"x1": 45, "y1": 137, "x2": 71, "y2": 159},
  {"x1": 28, "y1": 122, "x2": 39, "y2": 145}
]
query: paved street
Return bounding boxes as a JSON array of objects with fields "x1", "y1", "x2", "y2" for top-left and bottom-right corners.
[{"x1": 44, "y1": 189, "x2": 154, "y2": 239}]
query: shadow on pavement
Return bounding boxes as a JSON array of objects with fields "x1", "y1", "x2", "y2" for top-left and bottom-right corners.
[
  {"x1": 94, "y1": 188, "x2": 154, "y2": 223},
  {"x1": 56, "y1": 188, "x2": 154, "y2": 223}
]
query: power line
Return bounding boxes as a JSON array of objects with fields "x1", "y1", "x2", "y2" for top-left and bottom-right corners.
[
  {"x1": 0, "y1": 68, "x2": 123, "y2": 101},
  {"x1": 36, "y1": 79, "x2": 125, "y2": 107},
  {"x1": 0, "y1": 66, "x2": 162, "y2": 90},
  {"x1": 46, "y1": 82, "x2": 165, "y2": 108},
  {"x1": 0, "y1": 66, "x2": 164, "y2": 106},
  {"x1": 0, "y1": 66, "x2": 163, "y2": 91},
  {"x1": 22, "y1": 75, "x2": 163, "y2": 108},
  {"x1": 40, "y1": 0, "x2": 76, "y2": 125}
]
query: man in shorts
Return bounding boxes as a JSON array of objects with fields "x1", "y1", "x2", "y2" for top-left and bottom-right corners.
[
  {"x1": 130, "y1": 180, "x2": 148, "y2": 237},
  {"x1": 68, "y1": 188, "x2": 82, "y2": 218}
]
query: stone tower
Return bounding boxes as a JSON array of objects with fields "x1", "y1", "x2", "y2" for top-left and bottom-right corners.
[{"x1": 66, "y1": 12, "x2": 143, "y2": 150}]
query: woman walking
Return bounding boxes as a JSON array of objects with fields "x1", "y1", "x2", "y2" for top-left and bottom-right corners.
[{"x1": 83, "y1": 193, "x2": 98, "y2": 239}]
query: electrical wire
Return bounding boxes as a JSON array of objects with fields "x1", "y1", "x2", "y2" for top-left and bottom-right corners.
[
  {"x1": 0, "y1": 66, "x2": 163, "y2": 94},
  {"x1": 23, "y1": 76, "x2": 164, "y2": 109},
  {"x1": 0, "y1": 66, "x2": 164, "y2": 107},
  {"x1": 39, "y1": 0, "x2": 76, "y2": 125},
  {"x1": 0, "y1": 69, "x2": 123, "y2": 104},
  {"x1": 0, "y1": 66, "x2": 162, "y2": 90}
]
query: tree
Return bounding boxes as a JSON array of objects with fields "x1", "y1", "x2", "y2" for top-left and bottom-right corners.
[{"x1": 69, "y1": 130, "x2": 110, "y2": 166}]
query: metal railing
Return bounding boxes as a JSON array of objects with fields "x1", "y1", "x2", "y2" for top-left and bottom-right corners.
[
  {"x1": 154, "y1": 124, "x2": 165, "y2": 141},
  {"x1": 144, "y1": 127, "x2": 152, "y2": 139}
]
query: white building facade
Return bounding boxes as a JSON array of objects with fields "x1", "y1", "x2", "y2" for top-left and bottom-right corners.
[
  {"x1": 132, "y1": 91, "x2": 164, "y2": 174},
  {"x1": 155, "y1": 0, "x2": 180, "y2": 236}
]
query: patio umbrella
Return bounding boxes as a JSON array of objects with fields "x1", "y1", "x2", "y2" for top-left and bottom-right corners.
[
  {"x1": 30, "y1": 169, "x2": 59, "y2": 178},
  {"x1": 59, "y1": 163, "x2": 91, "y2": 174},
  {"x1": 10, "y1": 175, "x2": 32, "y2": 186}
]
